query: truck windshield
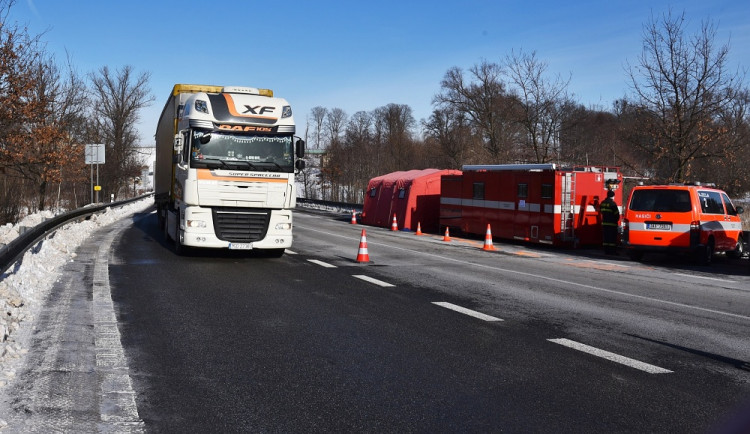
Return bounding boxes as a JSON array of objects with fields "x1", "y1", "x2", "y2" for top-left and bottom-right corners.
[{"x1": 189, "y1": 130, "x2": 294, "y2": 172}]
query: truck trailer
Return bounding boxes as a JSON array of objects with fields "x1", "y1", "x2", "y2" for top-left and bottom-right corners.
[
  {"x1": 439, "y1": 164, "x2": 623, "y2": 247},
  {"x1": 154, "y1": 84, "x2": 305, "y2": 256}
]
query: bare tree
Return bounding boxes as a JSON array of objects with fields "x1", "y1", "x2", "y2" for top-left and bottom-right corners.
[
  {"x1": 423, "y1": 108, "x2": 475, "y2": 168},
  {"x1": 324, "y1": 108, "x2": 348, "y2": 146},
  {"x1": 625, "y1": 10, "x2": 744, "y2": 183},
  {"x1": 0, "y1": 1, "x2": 76, "y2": 212},
  {"x1": 559, "y1": 104, "x2": 625, "y2": 167},
  {"x1": 433, "y1": 61, "x2": 520, "y2": 162},
  {"x1": 692, "y1": 88, "x2": 750, "y2": 194},
  {"x1": 342, "y1": 111, "x2": 375, "y2": 202},
  {"x1": 88, "y1": 65, "x2": 153, "y2": 200},
  {"x1": 505, "y1": 50, "x2": 572, "y2": 163},
  {"x1": 318, "y1": 108, "x2": 347, "y2": 200},
  {"x1": 309, "y1": 106, "x2": 328, "y2": 150},
  {"x1": 372, "y1": 103, "x2": 415, "y2": 172}
]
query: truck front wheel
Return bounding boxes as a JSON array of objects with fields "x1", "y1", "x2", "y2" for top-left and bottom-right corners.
[
  {"x1": 174, "y1": 218, "x2": 186, "y2": 255},
  {"x1": 264, "y1": 248, "x2": 285, "y2": 258}
]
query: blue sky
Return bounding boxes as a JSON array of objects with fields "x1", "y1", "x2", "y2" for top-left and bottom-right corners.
[{"x1": 9, "y1": 0, "x2": 750, "y2": 144}]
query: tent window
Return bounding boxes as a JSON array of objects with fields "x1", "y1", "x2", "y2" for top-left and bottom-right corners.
[
  {"x1": 369, "y1": 187, "x2": 377, "y2": 197},
  {"x1": 473, "y1": 182, "x2": 485, "y2": 200},
  {"x1": 398, "y1": 188, "x2": 406, "y2": 199}
]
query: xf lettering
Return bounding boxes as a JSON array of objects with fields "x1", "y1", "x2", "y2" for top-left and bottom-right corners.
[{"x1": 243, "y1": 105, "x2": 275, "y2": 115}]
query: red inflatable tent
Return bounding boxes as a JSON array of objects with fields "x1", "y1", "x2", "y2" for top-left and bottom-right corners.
[{"x1": 361, "y1": 169, "x2": 461, "y2": 233}]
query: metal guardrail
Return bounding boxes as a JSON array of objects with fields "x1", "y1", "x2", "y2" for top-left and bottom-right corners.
[
  {"x1": 297, "y1": 198, "x2": 362, "y2": 213},
  {"x1": 0, "y1": 194, "x2": 153, "y2": 276}
]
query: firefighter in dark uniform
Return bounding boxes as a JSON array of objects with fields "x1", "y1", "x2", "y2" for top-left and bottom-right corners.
[{"x1": 599, "y1": 189, "x2": 620, "y2": 255}]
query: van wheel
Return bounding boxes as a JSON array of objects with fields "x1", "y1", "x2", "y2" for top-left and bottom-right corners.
[
  {"x1": 696, "y1": 240, "x2": 714, "y2": 266},
  {"x1": 727, "y1": 236, "x2": 744, "y2": 259}
]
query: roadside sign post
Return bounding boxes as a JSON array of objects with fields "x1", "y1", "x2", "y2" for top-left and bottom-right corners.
[{"x1": 85, "y1": 144, "x2": 105, "y2": 204}]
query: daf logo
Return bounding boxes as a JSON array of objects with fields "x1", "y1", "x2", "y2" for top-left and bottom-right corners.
[{"x1": 243, "y1": 105, "x2": 275, "y2": 115}]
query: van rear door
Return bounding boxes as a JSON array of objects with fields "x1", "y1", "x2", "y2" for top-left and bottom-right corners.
[{"x1": 626, "y1": 188, "x2": 693, "y2": 248}]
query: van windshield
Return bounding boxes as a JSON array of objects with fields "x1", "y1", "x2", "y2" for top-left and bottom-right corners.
[{"x1": 629, "y1": 190, "x2": 692, "y2": 212}]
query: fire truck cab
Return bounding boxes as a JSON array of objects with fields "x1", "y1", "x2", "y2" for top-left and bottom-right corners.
[{"x1": 621, "y1": 184, "x2": 744, "y2": 264}]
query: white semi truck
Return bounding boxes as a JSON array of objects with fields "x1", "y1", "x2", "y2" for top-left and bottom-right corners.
[{"x1": 154, "y1": 84, "x2": 305, "y2": 256}]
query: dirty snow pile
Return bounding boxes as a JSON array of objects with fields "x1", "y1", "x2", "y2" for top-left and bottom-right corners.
[{"x1": 0, "y1": 199, "x2": 153, "y2": 388}]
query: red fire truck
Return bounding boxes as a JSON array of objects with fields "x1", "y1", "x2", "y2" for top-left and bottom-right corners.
[{"x1": 439, "y1": 164, "x2": 623, "y2": 247}]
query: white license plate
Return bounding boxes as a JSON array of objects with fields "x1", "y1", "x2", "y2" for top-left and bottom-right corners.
[
  {"x1": 229, "y1": 243, "x2": 253, "y2": 250},
  {"x1": 646, "y1": 223, "x2": 671, "y2": 230}
]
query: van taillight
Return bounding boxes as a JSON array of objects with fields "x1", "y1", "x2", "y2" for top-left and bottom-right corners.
[
  {"x1": 620, "y1": 219, "x2": 629, "y2": 242},
  {"x1": 690, "y1": 220, "x2": 701, "y2": 247}
]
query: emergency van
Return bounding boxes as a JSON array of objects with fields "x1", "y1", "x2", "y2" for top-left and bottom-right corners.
[{"x1": 621, "y1": 184, "x2": 744, "y2": 264}]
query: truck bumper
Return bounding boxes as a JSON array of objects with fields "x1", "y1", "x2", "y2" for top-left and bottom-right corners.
[{"x1": 178, "y1": 206, "x2": 293, "y2": 250}]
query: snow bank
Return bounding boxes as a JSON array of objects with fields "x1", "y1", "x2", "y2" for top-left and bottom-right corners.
[{"x1": 0, "y1": 199, "x2": 153, "y2": 387}]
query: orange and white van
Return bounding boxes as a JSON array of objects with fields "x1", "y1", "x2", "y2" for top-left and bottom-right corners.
[{"x1": 621, "y1": 184, "x2": 745, "y2": 264}]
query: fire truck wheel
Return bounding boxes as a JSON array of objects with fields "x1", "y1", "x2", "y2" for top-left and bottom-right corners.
[{"x1": 627, "y1": 250, "x2": 644, "y2": 262}]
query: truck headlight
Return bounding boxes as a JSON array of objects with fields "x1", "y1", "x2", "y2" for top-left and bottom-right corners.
[
  {"x1": 275, "y1": 222, "x2": 292, "y2": 230},
  {"x1": 195, "y1": 99, "x2": 209, "y2": 114},
  {"x1": 187, "y1": 219, "x2": 207, "y2": 228}
]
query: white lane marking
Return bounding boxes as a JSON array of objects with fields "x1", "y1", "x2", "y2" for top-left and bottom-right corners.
[
  {"x1": 548, "y1": 338, "x2": 673, "y2": 374},
  {"x1": 353, "y1": 275, "x2": 395, "y2": 287},
  {"x1": 285, "y1": 250, "x2": 298, "y2": 255},
  {"x1": 307, "y1": 259, "x2": 337, "y2": 268},
  {"x1": 94, "y1": 224, "x2": 145, "y2": 428},
  {"x1": 432, "y1": 302, "x2": 503, "y2": 322},
  {"x1": 673, "y1": 273, "x2": 733, "y2": 283},
  {"x1": 297, "y1": 225, "x2": 750, "y2": 322}
]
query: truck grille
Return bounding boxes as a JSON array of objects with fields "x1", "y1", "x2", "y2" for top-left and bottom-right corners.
[{"x1": 212, "y1": 208, "x2": 270, "y2": 242}]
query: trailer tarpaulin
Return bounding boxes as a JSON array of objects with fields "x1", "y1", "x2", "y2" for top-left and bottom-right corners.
[{"x1": 362, "y1": 169, "x2": 461, "y2": 233}]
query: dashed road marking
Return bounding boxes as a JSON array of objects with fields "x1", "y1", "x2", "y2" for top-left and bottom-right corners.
[
  {"x1": 673, "y1": 273, "x2": 733, "y2": 283},
  {"x1": 547, "y1": 338, "x2": 673, "y2": 374},
  {"x1": 307, "y1": 259, "x2": 337, "y2": 268},
  {"x1": 432, "y1": 302, "x2": 503, "y2": 322},
  {"x1": 353, "y1": 275, "x2": 395, "y2": 287}
]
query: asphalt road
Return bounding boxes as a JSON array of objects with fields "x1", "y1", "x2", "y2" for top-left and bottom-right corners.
[{"x1": 3, "y1": 205, "x2": 750, "y2": 432}]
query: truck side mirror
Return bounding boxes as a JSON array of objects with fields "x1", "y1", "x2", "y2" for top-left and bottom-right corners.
[
  {"x1": 295, "y1": 139, "x2": 305, "y2": 158},
  {"x1": 295, "y1": 159, "x2": 306, "y2": 171}
]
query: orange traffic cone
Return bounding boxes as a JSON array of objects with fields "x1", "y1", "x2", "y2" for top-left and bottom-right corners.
[
  {"x1": 350, "y1": 210, "x2": 357, "y2": 224},
  {"x1": 482, "y1": 224, "x2": 497, "y2": 251},
  {"x1": 415, "y1": 222, "x2": 423, "y2": 235},
  {"x1": 355, "y1": 229, "x2": 370, "y2": 263},
  {"x1": 443, "y1": 226, "x2": 451, "y2": 242},
  {"x1": 391, "y1": 214, "x2": 398, "y2": 231}
]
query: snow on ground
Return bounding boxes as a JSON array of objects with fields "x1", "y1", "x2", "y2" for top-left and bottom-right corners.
[{"x1": 0, "y1": 198, "x2": 153, "y2": 391}]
